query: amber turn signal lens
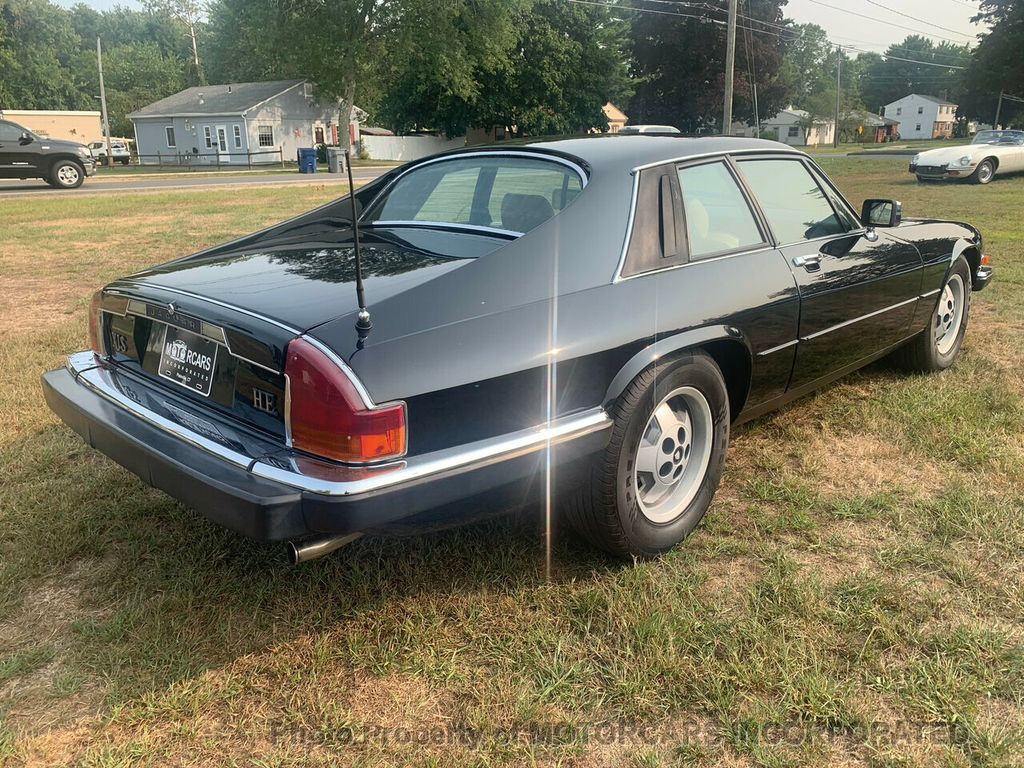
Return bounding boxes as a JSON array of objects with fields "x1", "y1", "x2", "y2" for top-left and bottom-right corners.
[
  {"x1": 285, "y1": 337, "x2": 407, "y2": 463},
  {"x1": 981, "y1": 254, "x2": 991, "y2": 265}
]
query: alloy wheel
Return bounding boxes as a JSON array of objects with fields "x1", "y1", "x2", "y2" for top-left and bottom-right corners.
[
  {"x1": 935, "y1": 273, "x2": 965, "y2": 356},
  {"x1": 633, "y1": 386, "x2": 714, "y2": 524}
]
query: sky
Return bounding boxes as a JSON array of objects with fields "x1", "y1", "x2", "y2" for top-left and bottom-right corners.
[
  {"x1": 54, "y1": 0, "x2": 989, "y2": 53},
  {"x1": 782, "y1": 0, "x2": 985, "y2": 53}
]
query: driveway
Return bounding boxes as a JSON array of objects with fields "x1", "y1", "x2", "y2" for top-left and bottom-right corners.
[{"x1": 0, "y1": 167, "x2": 391, "y2": 198}]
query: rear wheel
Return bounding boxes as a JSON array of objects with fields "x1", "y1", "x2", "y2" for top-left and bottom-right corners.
[
  {"x1": 48, "y1": 160, "x2": 85, "y2": 189},
  {"x1": 566, "y1": 352, "x2": 730, "y2": 559},
  {"x1": 970, "y1": 159, "x2": 995, "y2": 185},
  {"x1": 891, "y1": 256, "x2": 971, "y2": 372}
]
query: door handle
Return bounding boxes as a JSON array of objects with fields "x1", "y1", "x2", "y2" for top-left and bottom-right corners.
[{"x1": 792, "y1": 254, "x2": 822, "y2": 269}]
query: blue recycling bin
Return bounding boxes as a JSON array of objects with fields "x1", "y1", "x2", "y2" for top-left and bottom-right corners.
[{"x1": 297, "y1": 147, "x2": 317, "y2": 173}]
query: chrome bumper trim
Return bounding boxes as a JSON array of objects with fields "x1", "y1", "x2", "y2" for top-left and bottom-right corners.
[{"x1": 65, "y1": 352, "x2": 612, "y2": 499}]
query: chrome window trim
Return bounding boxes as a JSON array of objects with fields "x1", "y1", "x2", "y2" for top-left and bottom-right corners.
[
  {"x1": 800, "y1": 296, "x2": 918, "y2": 342},
  {"x1": 613, "y1": 147, "x2": 809, "y2": 282},
  {"x1": 64, "y1": 351, "x2": 611, "y2": 498},
  {"x1": 369, "y1": 221, "x2": 522, "y2": 238},
  {"x1": 361, "y1": 150, "x2": 589, "y2": 226}
]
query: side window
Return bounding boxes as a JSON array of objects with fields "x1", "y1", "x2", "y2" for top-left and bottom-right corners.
[
  {"x1": 0, "y1": 122, "x2": 24, "y2": 141},
  {"x1": 165, "y1": 126, "x2": 176, "y2": 147},
  {"x1": 737, "y1": 158, "x2": 849, "y2": 244},
  {"x1": 787, "y1": 126, "x2": 800, "y2": 138},
  {"x1": 488, "y1": 166, "x2": 581, "y2": 229},
  {"x1": 677, "y1": 161, "x2": 764, "y2": 259}
]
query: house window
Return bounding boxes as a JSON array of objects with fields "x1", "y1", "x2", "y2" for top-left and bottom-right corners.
[
  {"x1": 896, "y1": 107, "x2": 902, "y2": 115},
  {"x1": 787, "y1": 126, "x2": 800, "y2": 137},
  {"x1": 233, "y1": 125, "x2": 242, "y2": 148},
  {"x1": 257, "y1": 125, "x2": 274, "y2": 147},
  {"x1": 916, "y1": 124, "x2": 922, "y2": 132},
  {"x1": 203, "y1": 126, "x2": 212, "y2": 149},
  {"x1": 918, "y1": 106, "x2": 924, "y2": 114},
  {"x1": 165, "y1": 126, "x2": 176, "y2": 147}
]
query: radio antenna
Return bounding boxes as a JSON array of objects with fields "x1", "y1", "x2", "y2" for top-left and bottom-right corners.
[{"x1": 346, "y1": 149, "x2": 372, "y2": 336}]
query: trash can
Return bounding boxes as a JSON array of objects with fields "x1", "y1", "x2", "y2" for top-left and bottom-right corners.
[
  {"x1": 326, "y1": 147, "x2": 346, "y2": 174},
  {"x1": 297, "y1": 147, "x2": 317, "y2": 174}
]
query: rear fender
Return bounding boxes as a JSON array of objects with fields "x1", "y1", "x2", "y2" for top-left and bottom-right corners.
[{"x1": 603, "y1": 325, "x2": 752, "y2": 411}]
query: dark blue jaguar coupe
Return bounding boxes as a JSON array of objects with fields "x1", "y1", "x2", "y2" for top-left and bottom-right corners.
[{"x1": 43, "y1": 136, "x2": 992, "y2": 563}]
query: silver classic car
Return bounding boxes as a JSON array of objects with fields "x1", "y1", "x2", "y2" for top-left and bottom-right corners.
[{"x1": 910, "y1": 130, "x2": 1024, "y2": 184}]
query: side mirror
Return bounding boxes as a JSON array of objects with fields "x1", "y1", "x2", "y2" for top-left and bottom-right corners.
[
  {"x1": 861, "y1": 198, "x2": 902, "y2": 228},
  {"x1": 19, "y1": 132, "x2": 33, "y2": 145}
]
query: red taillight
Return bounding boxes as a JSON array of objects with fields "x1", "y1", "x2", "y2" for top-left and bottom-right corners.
[
  {"x1": 284, "y1": 337, "x2": 406, "y2": 463},
  {"x1": 87, "y1": 290, "x2": 104, "y2": 356}
]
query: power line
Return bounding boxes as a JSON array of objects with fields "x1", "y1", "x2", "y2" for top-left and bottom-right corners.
[
  {"x1": 802, "y1": 0, "x2": 975, "y2": 44},
  {"x1": 860, "y1": 0, "x2": 976, "y2": 39},
  {"x1": 567, "y1": 0, "x2": 968, "y2": 69}
]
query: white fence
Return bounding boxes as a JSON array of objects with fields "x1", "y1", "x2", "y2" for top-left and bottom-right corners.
[{"x1": 360, "y1": 134, "x2": 466, "y2": 162}]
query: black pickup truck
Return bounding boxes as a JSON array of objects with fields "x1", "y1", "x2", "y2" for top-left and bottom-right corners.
[{"x1": 0, "y1": 118, "x2": 97, "y2": 189}]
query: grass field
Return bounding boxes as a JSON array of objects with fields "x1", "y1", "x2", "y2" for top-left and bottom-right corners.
[{"x1": 1, "y1": 160, "x2": 1022, "y2": 767}]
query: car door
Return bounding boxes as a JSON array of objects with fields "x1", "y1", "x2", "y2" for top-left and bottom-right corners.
[
  {"x1": 0, "y1": 121, "x2": 33, "y2": 178},
  {"x1": 734, "y1": 155, "x2": 922, "y2": 390}
]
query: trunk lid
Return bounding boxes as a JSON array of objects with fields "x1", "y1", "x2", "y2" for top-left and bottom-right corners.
[{"x1": 127, "y1": 231, "x2": 479, "y2": 332}]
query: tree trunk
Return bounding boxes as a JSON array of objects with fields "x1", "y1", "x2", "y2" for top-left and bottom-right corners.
[{"x1": 339, "y1": 78, "x2": 356, "y2": 153}]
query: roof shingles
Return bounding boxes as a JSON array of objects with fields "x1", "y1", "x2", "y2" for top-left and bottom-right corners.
[{"x1": 127, "y1": 80, "x2": 306, "y2": 118}]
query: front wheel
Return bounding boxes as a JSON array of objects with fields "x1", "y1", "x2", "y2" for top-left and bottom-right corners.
[
  {"x1": 891, "y1": 256, "x2": 971, "y2": 372},
  {"x1": 566, "y1": 351, "x2": 730, "y2": 559},
  {"x1": 48, "y1": 160, "x2": 85, "y2": 189},
  {"x1": 970, "y1": 159, "x2": 995, "y2": 185}
]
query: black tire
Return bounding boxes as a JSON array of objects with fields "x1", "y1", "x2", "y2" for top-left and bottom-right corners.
[
  {"x1": 120, "y1": 157, "x2": 130, "y2": 166},
  {"x1": 891, "y1": 256, "x2": 971, "y2": 373},
  {"x1": 48, "y1": 159, "x2": 85, "y2": 189},
  {"x1": 565, "y1": 351, "x2": 730, "y2": 560},
  {"x1": 970, "y1": 158, "x2": 995, "y2": 185}
]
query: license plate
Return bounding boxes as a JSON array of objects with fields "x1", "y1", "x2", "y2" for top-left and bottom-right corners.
[{"x1": 158, "y1": 325, "x2": 219, "y2": 396}]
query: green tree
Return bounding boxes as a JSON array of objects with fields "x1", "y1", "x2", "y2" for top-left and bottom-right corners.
[
  {"x1": 379, "y1": 0, "x2": 631, "y2": 137},
  {"x1": 629, "y1": 0, "x2": 789, "y2": 133},
  {"x1": 961, "y1": 0, "x2": 1024, "y2": 124},
  {"x1": 0, "y1": 0, "x2": 90, "y2": 109}
]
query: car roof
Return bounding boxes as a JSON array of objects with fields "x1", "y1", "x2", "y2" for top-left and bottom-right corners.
[{"x1": 463, "y1": 135, "x2": 804, "y2": 174}]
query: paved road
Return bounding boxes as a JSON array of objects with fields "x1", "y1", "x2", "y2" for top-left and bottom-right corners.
[{"x1": 0, "y1": 167, "x2": 391, "y2": 198}]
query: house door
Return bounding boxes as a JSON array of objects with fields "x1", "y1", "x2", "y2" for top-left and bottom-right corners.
[
  {"x1": 216, "y1": 125, "x2": 229, "y2": 163},
  {"x1": 314, "y1": 126, "x2": 325, "y2": 144}
]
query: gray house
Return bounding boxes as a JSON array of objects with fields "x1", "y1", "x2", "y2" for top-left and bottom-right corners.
[{"x1": 128, "y1": 79, "x2": 363, "y2": 166}]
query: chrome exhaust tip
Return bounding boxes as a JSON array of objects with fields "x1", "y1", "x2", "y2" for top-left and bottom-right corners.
[{"x1": 287, "y1": 532, "x2": 363, "y2": 565}]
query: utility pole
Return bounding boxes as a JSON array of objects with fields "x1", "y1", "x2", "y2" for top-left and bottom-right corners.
[
  {"x1": 722, "y1": 0, "x2": 738, "y2": 135},
  {"x1": 833, "y1": 46, "x2": 842, "y2": 149},
  {"x1": 96, "y1": 36, "x2": 113, "y2": 168},
  {"x1": 994, "y1": 91, "x2": 1004, "y2": 128}
]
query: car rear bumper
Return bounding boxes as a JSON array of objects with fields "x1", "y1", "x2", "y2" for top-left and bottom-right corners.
[{"x1": 42, "y1": 353, "x2": 611, "y2": 543}]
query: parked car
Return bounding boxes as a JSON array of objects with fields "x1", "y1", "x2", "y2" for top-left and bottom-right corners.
[
  {"x1": 0, "y1": 119, "x2": 96, "y2": 188},
  {"x1": 88, "y1": 140, "x2": 132, "y2": 165},
  {"x1": 910, "y1": 129, "x2": 1024, "y2": 184},
  {"x1": 43, "y1": 137, "x2": 992, "y2": 564},
  {"x1": 619, "y1": 124, "x2": 681, "y2": 135}
]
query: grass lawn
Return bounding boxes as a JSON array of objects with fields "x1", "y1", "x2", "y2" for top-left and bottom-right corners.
[{"x1": 1, "y1": 160, "x2": 1023, "y2": 767}]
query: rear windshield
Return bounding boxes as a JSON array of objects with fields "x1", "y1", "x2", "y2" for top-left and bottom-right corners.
[{"x1": 365, "y1": 155, "x2": 584, "y2": 235}]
